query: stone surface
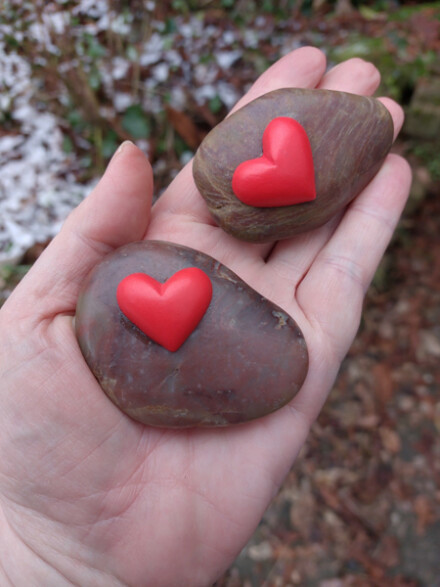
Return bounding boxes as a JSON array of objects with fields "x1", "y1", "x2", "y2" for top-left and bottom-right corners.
[
  {"x1": 193, "y1": 88, "x2": 394, "y2": 242},
  {"x1": 75, "y1": 241, "x2": 308, "y2": 428}
]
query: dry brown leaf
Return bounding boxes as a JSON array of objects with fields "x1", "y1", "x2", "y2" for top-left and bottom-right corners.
[
  {"x1": 414, "y1": 494, "x2": 435, "y2": 535},
  {"x1": 379, "y1": 427, "x2": 401, "y2": 454},
  {"x1": 165, "y1": 105, "x2": 204, "y2": 150},
  {"x1": 373, "y1": 362, "x2": 394, "y2": 408}
]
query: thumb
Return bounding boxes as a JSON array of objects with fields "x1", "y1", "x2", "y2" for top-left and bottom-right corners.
[{"x1": 7, "y1": 142, "x2": 153, "y2": 319}]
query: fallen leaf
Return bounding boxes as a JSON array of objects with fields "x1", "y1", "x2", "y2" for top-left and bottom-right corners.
[
  {"x1": 414, "y1": 494, "x2": 435, "y2": 535},
  {"x1": 165, "y1": 105, "x2": 205, "y2": 150},
  {"x1": 379, "y1": 427, "x2": 401, "y2": 454},
  {"x1": 373, "y1": 362, "x2": 394, "y2": 408}
]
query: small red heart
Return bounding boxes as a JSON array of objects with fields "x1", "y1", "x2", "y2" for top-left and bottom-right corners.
[
  {"x1": 231, "y1": 116, "x2": 316, "y2": 207},
  {"x1": 116, "y1": 268, "x2": 212, "y2": 352}
]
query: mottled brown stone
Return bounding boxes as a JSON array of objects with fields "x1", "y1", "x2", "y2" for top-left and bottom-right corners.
[
  {"x1": 75, "y1": 241, "x2": 308, "y2": 428},
  {"x1": 193, "y1": 88, "x2": 394, "y2": 242}
]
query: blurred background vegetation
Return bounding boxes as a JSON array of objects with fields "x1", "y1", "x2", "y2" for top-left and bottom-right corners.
[
  {"x1": 1, "y1": 1, "x2": 440, "y2": 585},
  {"x1": 1, "y1": 0, "x2": 439, "y2": 190},
  {"x1": 1, "y1": 0, "x2": 439, "y2": 275}
]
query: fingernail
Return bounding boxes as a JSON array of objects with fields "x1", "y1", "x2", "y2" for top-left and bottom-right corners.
[{"x1": 115, "y1": 140, "x2": 134, "y2": 156}]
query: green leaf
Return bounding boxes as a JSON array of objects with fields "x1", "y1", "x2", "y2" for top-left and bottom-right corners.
[
  {"x1": 84, "y1": 33, "x2": 107, "y2": 59},
  {"x1": 67, "y1": 108, "x2": 85, "y2": 132},
  {"x1": 127, "y1": 45, "x2": 138, "y2": 61},
  {"x1": 88, "y1": 67, "x2": 101, "y2": 90},
  {"x1": 209, "y1": 95, "x2": 223, "y2": 114},
  {"x1": 164, "y1": 17, "x2": 177, "y2": 34},
  {"x1": 102, "y1": 130, "x2": 119, "y2": 159},
  {"x1": 359, "y1": 6, "x2": 382, "y2": 20},
  {"x1": 62, "y1": 135, "x2": 74, "y2": 154},
  {"x1": 122, "y1": 105, "x2": 150, "y2": 139}
]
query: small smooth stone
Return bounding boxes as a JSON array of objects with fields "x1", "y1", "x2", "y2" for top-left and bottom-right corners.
[
  {"x1": 193, "y1": 88, "x2": 394, "y2": 242},
  {"x1": 75, "y1": 241, "x2": 308, "y2": 428}
]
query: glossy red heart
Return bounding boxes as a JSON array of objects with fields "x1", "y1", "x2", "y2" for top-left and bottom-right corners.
[
  {"x1": 231, "y1": 116, "x2": 316, "y2": 207},
  {"x1": 116, "y1": 268, "x2": 212, "y2": 352}
]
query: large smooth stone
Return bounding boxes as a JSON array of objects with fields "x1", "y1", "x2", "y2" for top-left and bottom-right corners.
[
  {"x1": 75, "y1": 241, "x2": 308, "y2": 428},
  {"x1": 193, "y1": 88, "x2": 394, "y2": 242}
]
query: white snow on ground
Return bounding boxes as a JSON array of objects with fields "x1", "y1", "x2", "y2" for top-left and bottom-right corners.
[
  {"x1": 0, "y1": 38, "x2": 95, "y2": 266},
  {"x1": 0, "y1": 2, "x2": 285, "y2": 267}
]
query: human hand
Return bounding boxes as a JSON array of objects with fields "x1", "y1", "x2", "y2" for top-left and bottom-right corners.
[{"x1": 0, "y1": 47, "x2": 411, "y2": 586}]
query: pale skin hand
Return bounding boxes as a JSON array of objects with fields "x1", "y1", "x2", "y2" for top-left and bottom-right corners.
[{"x1": 0, "y1": 47, "x2": 411, "y2": 586}]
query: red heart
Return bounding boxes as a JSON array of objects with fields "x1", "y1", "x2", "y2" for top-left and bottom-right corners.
[
  {"x1": 116, "y1": 268, "x2": 212, "y2": 352},
  {"x1": 231, "y1": 116, "x2": 316, "y2": 207}
]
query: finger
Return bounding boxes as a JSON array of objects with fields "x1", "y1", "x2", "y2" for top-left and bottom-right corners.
[
  {"x1": 263, "y1": 66, "x2": 403, "y2": 295},
  {"x1": 231, "y1": 46, "x2": 327, "y2": 114},
  {"x1": 149, "y1": 47, "x2": 328, "y2": 256},
  {"x1": 256, "y1": 155, "x2": 412, "y2": 450},
  {"x1": 378, "y1": 97, "x2": 404, "y2": 140},
  {"x1": 319, "y1": 61, "x2": 405, "y2": 139},
  {"x1": 317, "y1": 57, "x2": 381, "y2": 95},
  {"x1": 297, "y1": 154, "x2": 412, "y2": 362},
  {"x1": 318, "y1": 62, "x2": 405, "y2": 140},
  {"x1": 9, "y1": 142, "x2": 154, "y2": 319}
]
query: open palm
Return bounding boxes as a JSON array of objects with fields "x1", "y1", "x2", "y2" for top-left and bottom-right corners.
[{"x1": 0, "y1": 47, "x2": 411, "y2": 586}]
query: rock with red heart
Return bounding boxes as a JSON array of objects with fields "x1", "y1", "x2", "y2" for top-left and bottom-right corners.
[
  {"x1": 193, "y1": 88, "x2": 394, "y2": 242},
  {"x1": 75, "y1": 240, "x2": 308, "y2": 428}
]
